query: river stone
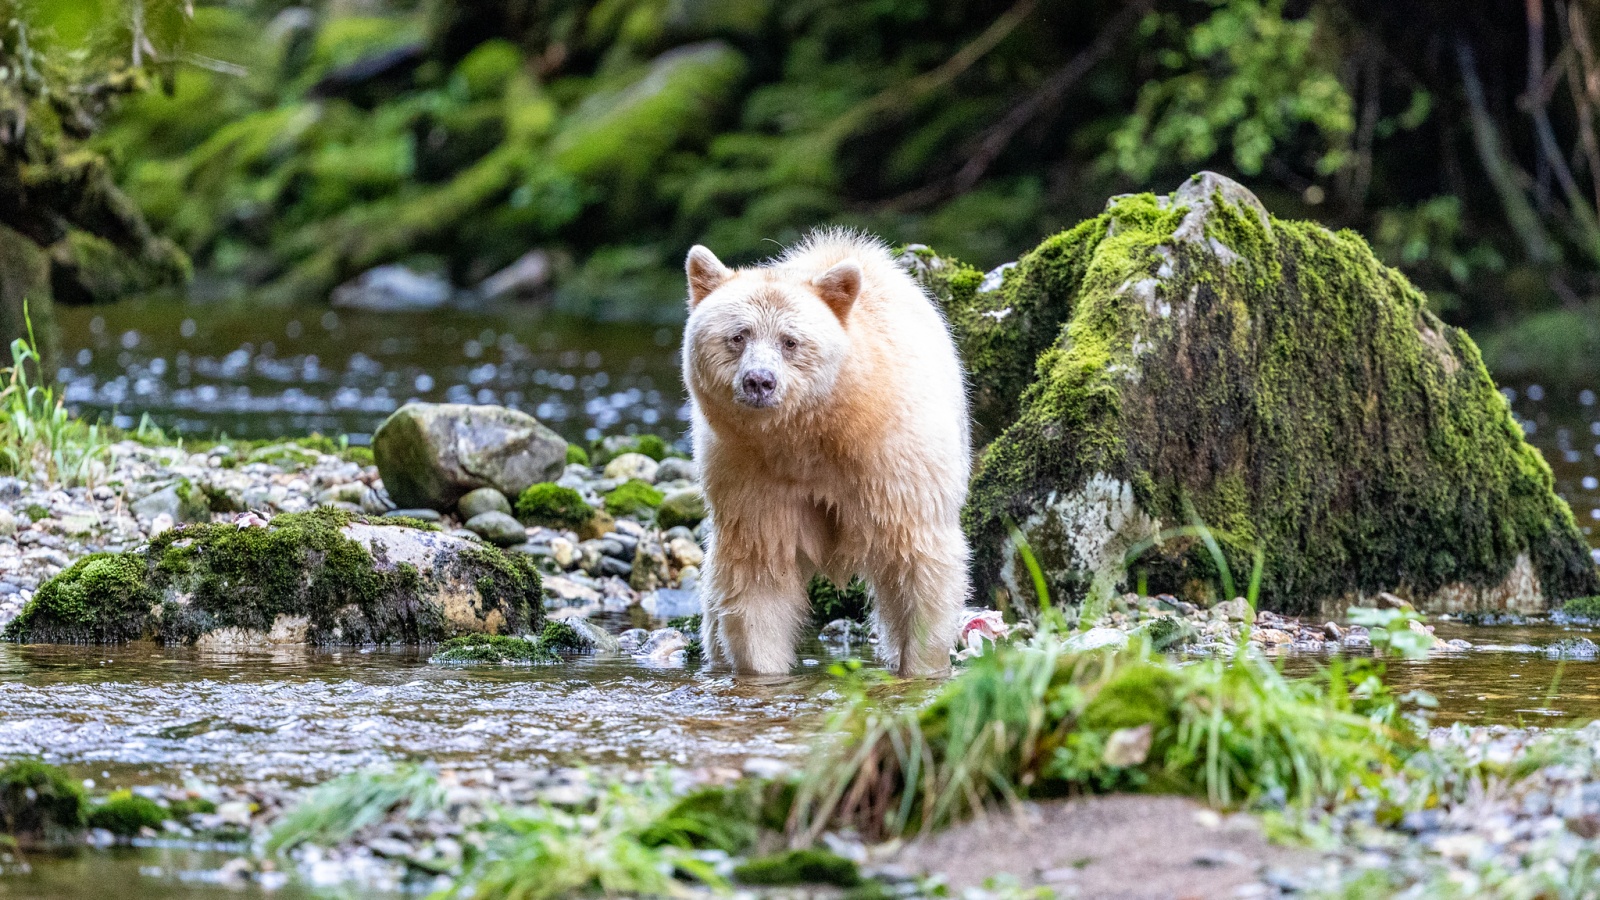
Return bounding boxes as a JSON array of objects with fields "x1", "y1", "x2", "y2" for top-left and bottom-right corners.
[
  {"x1": 654, "y1": 457, "x2": 696, "y2": 483},
  {"x1": 465, "y1": 511, "x2": 527, "y2": 546},
  {"x1": 131, "y1": 482, "x2": 210, "y2": 525},
  {"x1": 1, "y1": 509, "x2": 541, "y2": 645},
  {"x1": 372, "y1": 403, "x2": 566, "y2": 510},
  {"x1": 458, "y1": 487, "x2": 512, "y2": 520},
  {"x1": 603, "y1": 452, "x2": 659, "y2": 483},
  {"x1": 331, "y1": 264, "x2": 452, "y2": 312},
  {"x1": 655, "y1": 486, "x2": 707, "y2": 530},
  {"x1": 915, "y1": 171, "x2": 1600, "y2": 617}
]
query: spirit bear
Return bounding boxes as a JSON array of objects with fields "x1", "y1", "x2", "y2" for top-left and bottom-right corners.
[{"x1": 681, "y1": 229, "x2": 970, "y2": 676}]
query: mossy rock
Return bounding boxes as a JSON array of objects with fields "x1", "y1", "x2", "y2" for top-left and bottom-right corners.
[
  {"x1": 923, "y1": 172, "x2": 1598, "y2": 617},
  {"x1": 0, "y1": 760, "x2": 85, "y2": 845},
  {"x1": 604, "y1": 479, "x2": 664, "y2": 517},
  {"x1": 515, "y1": 483, "x2": 594, "y2": 530},
  {"x1": 4, "y1": 508, "x2": 541, "y2": 645},
  {"x1": 86, "y1": 790, "x2": 168, "y2": 837}
]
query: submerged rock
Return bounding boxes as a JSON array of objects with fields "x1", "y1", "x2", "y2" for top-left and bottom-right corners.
[
  {"x1": 372, "y1": 403, "x2": 567, "y2": 510},
  {"x1": 919, "y1": 172, "x2": 1599, "y2": 617},
  {"x1": 2, "y1": 509, "x2": 542, "y2": 645},
  {"x1": 331, "y1": 265, "x2": 452, "y2": 311}
]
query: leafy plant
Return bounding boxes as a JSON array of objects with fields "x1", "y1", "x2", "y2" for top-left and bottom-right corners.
[
  {"x1": 1347, "y1": 606, "x2": 1434, "y2": 659},
  {"x1": 266, "y1": 764, "x2": 446, "y2": 853},
  {"x1": 0, "y1": 307, "x2": 109, "y2": 486}
]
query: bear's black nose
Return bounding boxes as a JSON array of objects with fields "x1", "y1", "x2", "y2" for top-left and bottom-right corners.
[{"x1": 741, "y1": 369, "x2": 777, "y2": 404}]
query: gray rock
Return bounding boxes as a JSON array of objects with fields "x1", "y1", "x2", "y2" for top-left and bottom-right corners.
[
  {"x1": 331, "y1": 265, "x2": 452, "y2": 312},
  {"x1": 605, "y1": 532, "x2": 639, "y2": 557},
  {"x1": 604, "y1": 453, "x2": 659, "y2": 483},
  {"x1": 617, "y1": 628, "x2": 650, "y2": 653},
  {"x1": 1546, "y1": 637, "x2": 1600, "y2": 660},
  {"x1": 630, "y1": 539, "x2": 670, "y2": 592},
  {"x1": 132, "y1": 483, "x2": 209, "y2": 525},
  {"x1": 646, "y1": 587, "x2": 701, "y2": 619},
  {"x1": 598, "y1": 556, "x2": 633, "y2": 578},
  {"x1": 478, "y1": 250, "x2": 552, "y2": 301},
  {"x1": 595, "y1": 537, "x2": 629, "y2": 560},
  {"x1": 458, "y1": 487, "x2": 512, "y2": 520},
  {"x1": 361, "y1": 485, "x2": 396, "y2": 515},
  {"x1": 372, "y1": 403, "x2": 567, "y2": 510},
  {"x1": 0, "y1": 509, "x2": 15, "y2": 537},
  {"x1": 465, "y1": 511, "x2": 527, "y2": 547},
  {"x1": 386, "y1": 508, "x2": 443, "y2": 522},
  {"x1": 561, "y1": 616, "x2": 622, "y2": 653},
  {"x1": 654, "y1": 457, "x2": 696, "y2": 483}
]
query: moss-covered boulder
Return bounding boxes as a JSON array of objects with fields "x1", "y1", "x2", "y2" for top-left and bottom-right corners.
[
  {"x1": 0, "y1": 760, "x2": 85, "y2": 845},
  {"x1": 923, "y1": 172, "x2": 1598, "y2": 617},
  {"x1": 3, "y1": 509, "x2": 541, "y2": 645},
  {"x1": 372, "y1": 402, "x2": 567, "y2": 510}
]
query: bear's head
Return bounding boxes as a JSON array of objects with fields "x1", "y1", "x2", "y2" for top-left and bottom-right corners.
[{"x1": 681, "y1": 244, "x2": 858, "y2": 418}]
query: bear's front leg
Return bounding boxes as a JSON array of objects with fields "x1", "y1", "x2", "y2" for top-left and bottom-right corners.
[
  {"x1": 702, "y1": 564, "x2": 808, "y2": 675},
  {"x1": 870, "y1": 541, "x2": 966, "y2": 677}
]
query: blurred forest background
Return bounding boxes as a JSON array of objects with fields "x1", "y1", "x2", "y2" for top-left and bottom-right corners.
[{"x1": 6, "y1": 0, "x2": 1600, "y2": 375}]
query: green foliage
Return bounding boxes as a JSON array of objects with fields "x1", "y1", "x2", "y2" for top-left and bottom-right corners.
[
  {"x1": 808, "y1": 576, "x2": 871, "y2": 625},
  {"x1": 788, "y1": 637, "x2": 1412, "y2": 841},
  {"x1": 454, "y1": 781, "x2": 724, "y2": 899},
  {"x1": 1347, "y1": 606, "x2": 1434, "y2": 659},
  {"x1": 87, "y1": 790, "x2": 169, "y2": 837},
  {"x1": 1108, "y1": 0, "x2": 1354, "y2": 180},
  {"x1": 603, "y1": 479, "x2": 664, "y2": 516},
  {"x1": 565, "y1": 443, "x2": 590, "y2": 467},
  {"x1": 267, "y1": 764, "x2": 446, "y2": 854},
  {"x1": 515, "y1": 483, "x2": 593, "y2": 529},
  {"x1": 734, "y1": 849, "x2": 862, "y2": 887},
  {"x1": 0, "y1": 318, "x2": 109, "y2": 485},
  {"x1": 1475, "y1": 303, "x2": 1600, "y2": 386},
  {"x1": 1561, "y1": 596, "x2": 1600, "y2": 620},
  {"x1": 0, "y1": 759, "x2": 86, "y2": 843}
]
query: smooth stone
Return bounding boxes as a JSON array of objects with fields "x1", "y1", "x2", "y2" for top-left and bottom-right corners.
[
  {"x1": 464, "y1": 511, "x2": 527, "y2": 547},
  {"x1": 331, "y1": 264, "x2": 452, "y2": 312},
  {"x1": 605, "y1": 531, "x2": 639, "y2": 557},
  {"x1": 386, "y1": 508, "x2": 443, "y2": 522},
  {"x1": 458, "y1": 487, "x2": 512, "y2": 520},
  {"x1": 655, "y1": 486, "x2": 707, "y2": 530},
  {"x1": 563, "y1": 617, "x2": 622, "y2": 653},
  {"x1": 644, "y1": 587, "x2": 701, "y2": 619},
  {"x1": 372, "y1": 402, "x2": 566, "y2": 510},
  {"x1": 597, "y1": 556, "x2": 633, "y2": 578},
  {"x1": 549, "y1": 536, "x2": 576, "y2": 568},
  {"x1": 654, "y1": 457, "x2": 696, "y2": 483},
  {"x1": 478, "y1": 249, "x2": 552, "y2": 301},
  {"x1": 603, "y1": 453, "x2": 659, "y2": 483}
]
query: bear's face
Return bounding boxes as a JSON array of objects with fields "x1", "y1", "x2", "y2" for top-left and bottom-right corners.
[{"x1": 682, "y1": 245, "x2": 857, "y2": 418}]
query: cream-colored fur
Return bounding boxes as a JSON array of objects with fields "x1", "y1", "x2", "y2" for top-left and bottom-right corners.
[{"x1": 681, "y1": 229, "x2": 970, "y2": 677}]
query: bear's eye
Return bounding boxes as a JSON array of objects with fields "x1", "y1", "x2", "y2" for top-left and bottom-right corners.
[
  {"x1": 783, "y1": 337, "x2": 798, "y2": 351},
  {"x1": 729, "y1": 331, "x2": 746, "y2": 347}
]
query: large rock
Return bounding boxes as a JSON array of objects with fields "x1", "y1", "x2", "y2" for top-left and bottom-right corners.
[
  {"x1": 917, "y1": 172, "x2": 1599, "y2": 617},
  {"x1": 373, "y1": 403, "x2": 567, "y2": 510},
  {"x1": 331, "y1": 265, "x2": 452, "y2": 311},
  {"x1": 2, "y1": 509, "x2": 542, "y2": 645}
]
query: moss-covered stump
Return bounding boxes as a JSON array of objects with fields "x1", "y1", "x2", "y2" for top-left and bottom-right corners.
[
  {"x1": 3, "y1": 509, "x2": 541, "y2": 645},
  {"x1": 921, "y1": 172, "x2": 1598, "y2": 617}
]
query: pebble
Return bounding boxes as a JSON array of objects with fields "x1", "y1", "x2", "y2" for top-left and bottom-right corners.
[
  {"x1": 654, "y1": 457, "x2": 696, "y2": 483},
  {"x1": 457, "y1": 487, "x2": 512, "y2": 520},
  {"x1": 603, "y1": 453, "x2": 659, "y2": 483},
  {"x1": 463, "y1": 511, "x2": 526, "y2": 547}
]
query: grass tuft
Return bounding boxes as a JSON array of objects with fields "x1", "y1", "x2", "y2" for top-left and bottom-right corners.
[{"x1": 266, "y1": 764, "x2": 446, "y2": 854}]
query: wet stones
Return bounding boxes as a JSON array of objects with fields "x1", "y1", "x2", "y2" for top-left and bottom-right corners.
[
  {"x1": 372, "y1": 403, "x2": 567, "y2": 510},
  {"x1": 457, "y1": 487, "x2": 512, "y2": 520},
  {"x1": 464, "y1": 511, "x2": 526, "y2": 546}
]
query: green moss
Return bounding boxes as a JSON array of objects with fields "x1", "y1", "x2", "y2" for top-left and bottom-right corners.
[
  {"x1": 603, "y1": 479, "x2": 664, "y2": 517},
  {"x1": 86, "y1": 790, "x2": 169, "y2": 837},
  {"x1": 734, "y1": 849, "x2": 862, "y2": 887},
  {"x1": 430, "y1": 633, "x2": 556, "y2": 664},
  {"x1": 6, "y1": 509, "x2": 539, "y2": 645},
  {"x1": 639, "y1": 780, "x2": 789, "y2": 853},
  {"x1": 933, "y1": 176, "x2": 1599, "y2": 615},
  {"x1": 3, "y1": 553, "x2": 161, "y2": 643},
  {"x1": 168, "y1": 797, "x2": 217, "y2": 818},
  {"x1": 0, "y1": 760, "x2": 86, "y2": 842},
  {"x1": 537, "y1": 620, "x2": 584, "y2": 652},
  {"x1": 565, "y1": 443, "x2": 590, "y2": 467},
  {"x1": 808, "y1": 576, "x2": 870, "y2": 626},
  {"x1": 515, "y1": 483, "x2": 593, "y2": 530},
  {"x1": 23, "y1": 503, "x2": 48, "y2": 522}
]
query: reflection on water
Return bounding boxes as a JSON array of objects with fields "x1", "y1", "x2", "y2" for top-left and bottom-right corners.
[
  {"x1": 55, "y1": 299, "x2": 687, "y2": 445},
  {"x1": 1, "y1": 847, "x2": 319, "y2": 900},
  {"x1": 0, "y1": 641, "x2": 848, "y2": 788}
]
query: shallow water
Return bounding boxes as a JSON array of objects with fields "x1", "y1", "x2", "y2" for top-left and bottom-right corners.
[{"x1": 0, "y1": 639, "x2": 850, "y2": 789}]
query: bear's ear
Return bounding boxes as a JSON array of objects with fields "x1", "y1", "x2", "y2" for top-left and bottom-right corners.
[
  {"x1": 686, "y1": 245, "x2": 731, "y2": 307},
  {"x1": 813, "y1": 260, "x2": 861, "y2": 321}
]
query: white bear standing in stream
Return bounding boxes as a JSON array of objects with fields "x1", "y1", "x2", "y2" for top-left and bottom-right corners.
[{"x1": 681, "y1": 229, "x2": 970, "y2": 677}]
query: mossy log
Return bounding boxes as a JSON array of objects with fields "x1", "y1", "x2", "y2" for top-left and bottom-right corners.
[
  {"x1": 2, "y1": 509, "x2": 542, "y2": 645},
  {"x1": 917, "y1": 172, "x2": 1598, "y2": 617}
]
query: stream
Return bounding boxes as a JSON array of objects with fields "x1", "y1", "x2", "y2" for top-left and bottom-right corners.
[{"x1": 7, "y1": 295, "x2": 1600, "y2": 896}]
